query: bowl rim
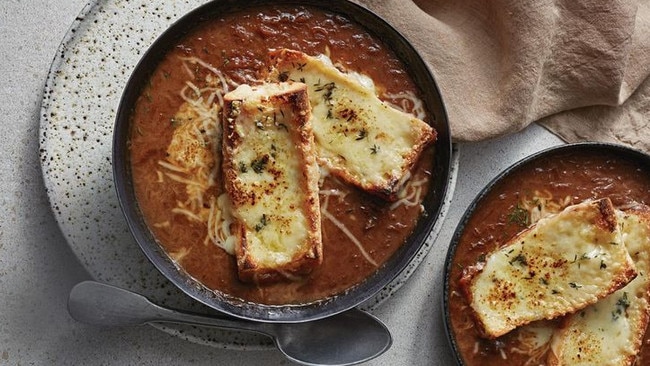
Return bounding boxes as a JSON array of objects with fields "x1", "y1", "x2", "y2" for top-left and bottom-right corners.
[
  {"x1": 113, "y1": 0, "x2": 452, "y2": 322},
  {"x1": 442, "y1": 141, "x2": 650, "y2": 364}
]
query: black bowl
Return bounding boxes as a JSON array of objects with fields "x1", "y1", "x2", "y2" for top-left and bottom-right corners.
[
  {"x1": 114, "y1": 0, "x2": 452, "y2": 322},
  {"x1": 442, "y1": 142, "x2": 650, "y2": 364}
]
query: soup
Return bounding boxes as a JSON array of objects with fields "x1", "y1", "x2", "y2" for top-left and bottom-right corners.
[
  {"x1": 128, "y1": 5, "x2": 436, "y2": 305},
  {"x1": 446, "y1": 146, "x2": 650, "y2": 365}
]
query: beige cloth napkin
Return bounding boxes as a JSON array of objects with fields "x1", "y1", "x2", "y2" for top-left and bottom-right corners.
[{"x1": 356, "y1": 0, "x2": 650, "y2": 152}]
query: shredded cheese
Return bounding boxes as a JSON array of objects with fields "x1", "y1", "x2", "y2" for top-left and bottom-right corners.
[
  {"x1": 520, "y1": 189, "x2": 572, "y2": 224},
  {"x1": 510, "y1": 324, "x2": 554, "y2": 366},
  {"x1": 390, "y1": 172, "x2": 427, "y2": 211},
  {"x1": 320, "y1": 191, "x2": 378, "y2": 267},
  {"x1": 383, "y1": 90, "x2": 427, "y2": 120},
  {"x1": 156, "y1": 56, "x2": 237, "y2": 256}
]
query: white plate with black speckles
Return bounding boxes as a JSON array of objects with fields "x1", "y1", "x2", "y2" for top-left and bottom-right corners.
[{"x1": 39, "y1": 0, "x2": 459, "y2": 349}]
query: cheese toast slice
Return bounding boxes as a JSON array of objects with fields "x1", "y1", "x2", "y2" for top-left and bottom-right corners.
[
  {"x1": 267, "y1": 49, "x2": 436, "y2": 201},
  {"x1": 460, "y1": 198, "x2": 637, "y2": 339},
  {"x1": 222, "y1": 82, "x2": 322, "y2": 283},
  {"x1": 547, "y1": 206, "x2": 650, "y2": 366}
]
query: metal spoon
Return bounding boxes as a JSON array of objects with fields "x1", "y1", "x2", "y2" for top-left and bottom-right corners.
[{"x1": 68, "y1": 281, "x2": 392, "y2": 365}]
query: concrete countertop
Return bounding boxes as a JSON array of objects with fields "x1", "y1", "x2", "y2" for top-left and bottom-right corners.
[{"x1": 0, "y1": 1, "x2": 563, "y2": 364}]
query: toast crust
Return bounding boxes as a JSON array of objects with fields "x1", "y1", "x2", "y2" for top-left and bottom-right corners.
[{"x1": 222, "y1": 82, "x2": 322, "y2": 284}]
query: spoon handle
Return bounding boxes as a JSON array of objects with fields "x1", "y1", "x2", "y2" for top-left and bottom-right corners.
[
  {"x1": 69, "y1": 281, "x2": 392, "y2": 366},
  {"x1": 68, "y1": 281, "x2": 272, "y2": 336},
  {"x1": 147, "y1": 301, "x2": 273, "y2": 336}
]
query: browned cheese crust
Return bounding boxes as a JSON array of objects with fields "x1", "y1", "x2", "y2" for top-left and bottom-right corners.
[
  {"x1": 266, "y1": 48, "x2": 436, "y2": 202},
  {"x1": 222, "y1": 82, "x2": 322, "y2": 284},
  {"x1": 547, "y1": 203, "x2": 650, "y2": 366},
  {"x1": 460, "y1": 198, "x2": 637, "y2": 339}
]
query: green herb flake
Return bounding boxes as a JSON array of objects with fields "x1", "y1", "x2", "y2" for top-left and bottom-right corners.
[
  {"x1": 612, "y1": 292, "x2": 630, "y2": 321},
  {"x1": 617, "y1": 292, "x2": 630, "y2": 308},
  {"x1": 540, "y1": 277, "x2": 549, "y2": 286},
  {"x1": 356, "y1": 128, "x2": 367, "y2": 141},
  {"x1": 254, "y1": 214, "x2": 268, "y2": 232},
  {"x1": 573, "y1": 253, "x2": 592, "y2": 268},
  {"x1": 314, "y1": 82, "x2": 336, "y2": 102},
  {"x1": 251, "y1": 156, "x2": 269, "y2": 174},
  {"x1": 507, "y1": 203, "x2": 530, "y2": 227},
  {"x1": 509, "y1": 253, "x2": 528, "y2": 267},
  {"x1": 221, "y1": 50, "x2": 230, "y2": 66}
]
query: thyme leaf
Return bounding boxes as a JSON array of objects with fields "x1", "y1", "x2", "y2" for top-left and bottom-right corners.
[
  {"x1": 507, "y1": 204, "x2": 530, "y2": 227},
  {"x1": 251, "y1": 156, "x2": 269, "y2": 174},
  {"x1": 254, "y1": 214, "x2": 268, "y2": 232},
  {"x1": 612, "y1": 292, "x2": 630, "y2": 320},
  {"x1": 509, "y1": 253, "x2": 528, "y2": 267},
  {"x1": 314, "y1": 82, "x2": 336, "y2": 102}
]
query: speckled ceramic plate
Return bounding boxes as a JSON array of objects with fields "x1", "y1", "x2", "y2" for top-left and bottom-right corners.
[{"x1": 39, "y1": 0, "x2": 459, "y2": 349}]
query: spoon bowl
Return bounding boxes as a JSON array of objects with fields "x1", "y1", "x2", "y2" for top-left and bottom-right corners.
[{"x1": 68, "y1": 281, "x2": 392, "y2": 366}]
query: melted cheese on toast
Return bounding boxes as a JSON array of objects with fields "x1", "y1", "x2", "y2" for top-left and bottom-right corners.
[
  {"x1": 548, "y1": 206, "x2": 650, "y2": 365},
  {"x1": 267, "y1": 49, "x2": 436, "y2": 201},
  {"x1": 222, "y1": 82, "x2": 322, "y2": 283},
  {"x1": 461, "y1": 198, "x2": 637, "y2": 339}
]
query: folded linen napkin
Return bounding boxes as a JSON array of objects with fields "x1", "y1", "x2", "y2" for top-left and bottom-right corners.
[{"x1": 356, "y1": 0, "x2": 650, "y2": 152}]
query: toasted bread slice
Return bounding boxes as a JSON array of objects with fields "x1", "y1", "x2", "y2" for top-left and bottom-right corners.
[
  {"x1": 222, "y1": 82, "x2": 322, "y2": 283},
  {"x1": 267, "y1": 49, "x2": 436, "y2": 201},
  {"x1": 460, "y1": 198, "x2": 637, "y2": 339},
  {"x1": 547, "y1": 206, "x2": 650, "y2": 365}
]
